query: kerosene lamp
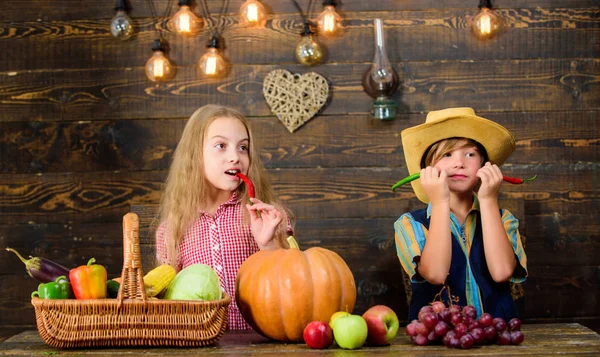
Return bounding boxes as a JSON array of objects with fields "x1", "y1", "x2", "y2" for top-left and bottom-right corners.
[{"x1": 361, "y1": 18, "x2": 399, "y2": 120}]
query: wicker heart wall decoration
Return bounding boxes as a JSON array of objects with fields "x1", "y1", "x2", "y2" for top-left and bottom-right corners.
[{"x1": 263, "y1": 69, "x2": 329, "y2": 133}]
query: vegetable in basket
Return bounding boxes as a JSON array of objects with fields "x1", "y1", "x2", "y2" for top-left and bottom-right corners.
[
  {"x1": 6, "y1": 247, "x2": 71, "y2": 283},
  {"x1": 29, "y1": 211, "x2": 231, "y2": 349},
  {"x1": 106, "y1": 279, "x2": 120, "y2": 298},
  {"x1": 31, "y1": 275, "x2": 74, "y2": 299},
  {"x1": 69, "y1": 258, "x2": 107, "y2": 299},
  {"x1": 143, "y1": 264, "x2": 177, "y2": 297},
  {"x1": 163, "y1": 264, "x2": 222, "y2": 300}
]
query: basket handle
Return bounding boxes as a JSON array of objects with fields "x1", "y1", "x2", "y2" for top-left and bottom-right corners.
[{"x1": 117, "y1": 212, "x2": 147, "y2": 304}]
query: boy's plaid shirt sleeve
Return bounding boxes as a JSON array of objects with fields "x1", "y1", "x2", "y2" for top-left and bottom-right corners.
[
  {"x1": 394, "y1": 213, "x2": 428, "y2": 283},
  {"x1": 501, "y1": 209, "x2": 528, "y2": 282}
]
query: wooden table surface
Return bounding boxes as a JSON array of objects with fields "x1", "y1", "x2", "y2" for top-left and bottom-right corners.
[{"x1": 1, "y1": 323, "x2": 599, "y2": 356}]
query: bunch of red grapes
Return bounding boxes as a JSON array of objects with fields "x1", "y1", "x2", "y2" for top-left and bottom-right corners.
[{"x1": 406, "y1": 301, "x2": 524, "y2": 349}]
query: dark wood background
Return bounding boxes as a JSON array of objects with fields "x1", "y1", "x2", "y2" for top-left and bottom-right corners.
[{"x1": 1, "y1": 0, "x2": 598, "y2": 337}]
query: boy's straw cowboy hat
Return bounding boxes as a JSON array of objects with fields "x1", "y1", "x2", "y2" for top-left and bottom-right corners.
[{"x1": 401, "y1": 107, "x2": 516, "y2": 203}]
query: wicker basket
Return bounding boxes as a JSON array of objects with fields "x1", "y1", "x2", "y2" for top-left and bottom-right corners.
[{"x1": 31, "y1": 212, "x2": 230, "y2": 348}]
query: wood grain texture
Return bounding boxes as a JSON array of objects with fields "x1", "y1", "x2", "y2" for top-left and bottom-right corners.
[
  {"x1": 0, "y1": 328, "x2": 27, "y2": 344},
  {"x1": 6, "y1": 325, "x2": 600, "y2": 355},
  {"x1": 523, "y1": 266, "x2": 600, "y2": 318},
  {"x1": 0, "y1": 0, "x2": 598, "y2": 334},
  {"x1": 1, "y1": 1, "x2": 598, "y2": 21},
  {"x1": 1, "y1": 8, "x2": 598, "y2": 70},
  {"x1": 0, "y1": 164, "x2": 595, "y2": 224},
  {"x1": 0, "y1": 111, "x2": 597, "y2": 173},
  {"x1": 5, "y1": 215, "x2": 598, "y2": 284},
  {"x1": 0, "y1": 196, "x2": 524, "y2": 279},
  {"x1": 3, "y1": 324, "x2": 600, "y2": 355},
  {"x1": 11, "y1": 197, "x2": 600, "y2": 328},
  {"x1": 0, "y1": 60, "x2": 598, "y2": 122},
  {"x1": 1, "y1": 222, "x2": 127, "y2": 277}
]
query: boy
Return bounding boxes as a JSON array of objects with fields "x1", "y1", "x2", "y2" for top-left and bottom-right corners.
[{"x1": 395, "y1": 107, "x2": 527, "y2": 321}]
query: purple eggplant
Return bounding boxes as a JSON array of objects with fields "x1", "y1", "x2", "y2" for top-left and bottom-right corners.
[{"x1": 6, "y1": 247, "x2": 71, "y2": 283}]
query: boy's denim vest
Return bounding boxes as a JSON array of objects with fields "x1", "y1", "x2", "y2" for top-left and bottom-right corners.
[{"x1": 407, "y1": 208, "x2": 518, "y2": 322}]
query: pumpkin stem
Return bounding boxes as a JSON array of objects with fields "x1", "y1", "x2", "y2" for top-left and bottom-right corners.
[{"x1": 287, "y1": 236, "x2": 300, "y2": 249}]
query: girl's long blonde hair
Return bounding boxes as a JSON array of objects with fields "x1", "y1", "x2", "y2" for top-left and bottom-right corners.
[{"x1": 158, "y1": 105, "x2": 293, "y2": 267}]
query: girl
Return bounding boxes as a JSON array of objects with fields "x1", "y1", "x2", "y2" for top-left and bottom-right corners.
[
  {"x1": 155, "y1": 104, "x2": 293, "y2": 330},
  {"x1": 394, "y1": 107, "x2": 527, "y2": 321}
]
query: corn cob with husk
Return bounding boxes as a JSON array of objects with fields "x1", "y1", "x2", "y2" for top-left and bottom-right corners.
[{"x1": 143, "y1": 264, "x2": 176, "y2": 297}]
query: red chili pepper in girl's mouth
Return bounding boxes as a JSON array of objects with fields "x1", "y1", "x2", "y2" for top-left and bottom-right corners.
[
  {"x1": 235, "y1": 172, "x2": 255, "y2": 199},
  {"x1": 391, "y1": 173, "x2": 537, "y2": 192}
]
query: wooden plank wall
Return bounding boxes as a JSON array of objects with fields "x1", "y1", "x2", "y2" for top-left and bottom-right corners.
[{"x1": 0, "y1": 0, "x2": 598, "y2": 333}]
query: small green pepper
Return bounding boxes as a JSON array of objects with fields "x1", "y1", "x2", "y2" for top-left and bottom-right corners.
[
  {"x1": 391, "y1": 172, "x2": 421, "y2": 192},
  {"x1": 31, "y1": 275, "x2": 74, "y2": 299},
  {"x1": 106, "y1": 279, "x2": 120, "y2": 298}
]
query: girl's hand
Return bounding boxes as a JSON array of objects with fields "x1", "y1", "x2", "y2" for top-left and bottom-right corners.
[
  {"x1": 421, "y1": 166, "x2": 450, "y2": 204},
  {"x1": 246, "y1": 198, "x2": 283, "y2": 250},
  {"x1": 477, "y1": 162, "x2": 503, "y2": 201}
]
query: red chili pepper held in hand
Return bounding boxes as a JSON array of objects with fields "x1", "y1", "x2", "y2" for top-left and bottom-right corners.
[
  {"x1": 391, "y1": 173, "x2": 537, "y2": 192},
  {"x1": 501, "y1": 175, "x2": 537, "y2": 184},
  {"x1": 235, "y1": 172, "x2": 255, "y2": 199}
]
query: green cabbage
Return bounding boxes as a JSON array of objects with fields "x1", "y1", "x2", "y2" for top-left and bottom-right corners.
[{"x1": 163, "y1": 264, "x2": 222, "y2": 301}]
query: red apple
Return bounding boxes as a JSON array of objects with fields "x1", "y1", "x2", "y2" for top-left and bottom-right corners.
[
  {"x1": 303, "y1": 321, "x2": 334, "y2": 349},
  {"x1": 361, "y1": 305, "x2": 400, "y2": 346}
]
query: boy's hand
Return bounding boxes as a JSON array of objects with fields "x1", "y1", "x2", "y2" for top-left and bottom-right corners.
[
  {"x1": 246, "y1": 198, "x2": 283, "y2": 250},
  {"x1": 421, "y1": 166, "x2": 450, "y2": 204},
  {"x1": 477, "y1": 162, "x2": 503, "y2": 200}
]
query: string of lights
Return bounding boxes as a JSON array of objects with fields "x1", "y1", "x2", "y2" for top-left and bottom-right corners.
[{"x1": 111, "y1": 0, "x2": 499, "y2": 82}]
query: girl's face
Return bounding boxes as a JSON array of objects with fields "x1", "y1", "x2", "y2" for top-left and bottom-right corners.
[
  {"x1": 203, "y1": 116, "x2": 250, "y2": 197},
  {"x1": 433, "y1": 142, "x2": 483, "y2": 194}
]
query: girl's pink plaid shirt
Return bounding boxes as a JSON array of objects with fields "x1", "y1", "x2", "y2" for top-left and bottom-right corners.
[{"x1": 155, "y1": 193, "x2": 258, "y2": 330}]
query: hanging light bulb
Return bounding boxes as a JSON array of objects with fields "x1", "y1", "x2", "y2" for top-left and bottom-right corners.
[
  {"x1": 361, "y1": 19, "x2": 399, "y2": 120},
  {"x1": 316, "y1": 0, "x2": 342, "y2": 36},
  {"x1": 240, "y1": 0, "x2": 267, "y2": 27},
  {"x1": 296, "y1": 22, "x2": 323, "y2": 66},
  {"x1": 471, "y1": 0, "x2": 501, "y2": 40},
  {"x1": 171, "y1": 0, "x2": 202, "y2": 36},
  {"x1": 199, "y1": 36, "x2": 227, "y2": 77},
  {"x1": 110, "y1": 0, "x2": 134, "y2": 40},
  {"x1": 145, "y1": 39, "x2": 176, "y2": 82}
]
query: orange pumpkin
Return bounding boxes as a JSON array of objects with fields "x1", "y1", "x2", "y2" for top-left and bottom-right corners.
[{"x1": 235, "y1": 236, "x2": 356, "y2": 342}]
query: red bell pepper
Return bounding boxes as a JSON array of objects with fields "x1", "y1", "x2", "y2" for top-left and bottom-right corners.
[{"x1": 69, "y1": 258, "x2": 107, "y2": 299}]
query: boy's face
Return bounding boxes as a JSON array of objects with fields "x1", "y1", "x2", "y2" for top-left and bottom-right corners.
[
  {"x1": 432, "y1": 142, "x2": 484, "y2": 194},
  {"x1": 203, "y1": 116, "x2": 250, "y2": 198}
]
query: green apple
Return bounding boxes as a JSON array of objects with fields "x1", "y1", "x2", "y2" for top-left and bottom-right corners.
[
  {"x1": 329, "y1": 311, "x2": 351, "y2": 328},
  {"x1": 331, "y1": 314, "x2": 368, "y2": 349}
]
